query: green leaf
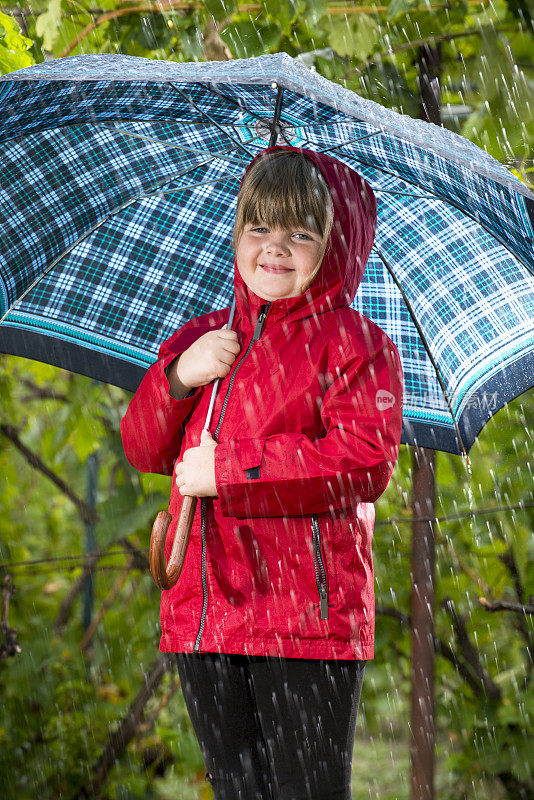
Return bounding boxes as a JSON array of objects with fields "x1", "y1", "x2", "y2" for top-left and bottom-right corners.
[
  {"x1": 95, "y1": 486, "x2": 168, "y2": 547},
  {"x1": 326, "y1": 16, "x2": 357, "y2": 58},
  {"x1": 0, "y1": 12, "x2": 31, "y2": 52},
  {"x1": 67, "y1": 413, "x2": 106, "y2": 462},
  {"x1": 177, "y1": 26, "x2": 204, "y2": 62},
  {"x1": 203, "y1": 0, "x2": 238, "y2": 22},
  {"x1": 35, "y1": 0, "x2": 62, "y2": 52},
  {"x1": 263, "y1": 0, "x2": 292, "y2": 36},
  {"x1": 352, "y1": 14, "x2": 380, "y2": 61},
  {"x1": 220, "y1": 19, "x2": 281, "y2": 58},
  {"x1": 325, "y1": 14, "x2": 379, "y2": 60},
  {"x1": 509, "y1": 29, "x2": 534, "y2": 60},
  {"x1": 472, "y1": 540, "x2": 508, "y2": 557},
  {"x1": 305, "y1": 0, "x2": 328, "y2": 24},
  {"x1": 386, "y1": 0, "x2": 419, "y2": 20},
  {"x1": 0, "y1": 11, "x2": 34, "y2": 74}
]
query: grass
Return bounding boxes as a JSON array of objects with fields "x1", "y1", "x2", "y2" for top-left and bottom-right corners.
[
  {"x1": 351, "y1": 727, "x2": 410, "y2": 800},
  {"x1": 350, "y1": 722, "x2": 508, "y2": 800}
]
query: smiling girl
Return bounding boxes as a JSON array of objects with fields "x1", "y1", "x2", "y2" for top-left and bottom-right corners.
[{"x1": 121, "y1": 147, "x2": 403, "y2": 799}]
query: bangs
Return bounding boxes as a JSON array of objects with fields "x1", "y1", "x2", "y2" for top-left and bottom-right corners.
[{"x1": 233, "y1": 152, "x2": 333, "y2": 248}]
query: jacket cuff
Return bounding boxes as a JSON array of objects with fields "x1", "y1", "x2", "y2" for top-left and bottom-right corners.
[
  {"x1": 215, "y1": 438, "x2": 266, "y2": 515},
  {"x1": 161, "y1": 353, "x2": 201, "y2": 404}
]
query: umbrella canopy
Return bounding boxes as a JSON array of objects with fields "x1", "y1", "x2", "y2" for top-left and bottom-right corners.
[{"x1": 0, "y1": 53, "x2": 533, "y2": 454}]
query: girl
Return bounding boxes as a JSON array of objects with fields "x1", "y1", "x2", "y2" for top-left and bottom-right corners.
[{"x1": 121, "y1": 146, "x2": 403, "y2": 799}]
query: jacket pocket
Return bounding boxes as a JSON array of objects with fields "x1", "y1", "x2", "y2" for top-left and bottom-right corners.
[
  {"x1": 311, "y1": 514, "x2": 331, "y2": 620},
  {"x1": 236, "y1": 438, "x2": 266, "y2": 480}
]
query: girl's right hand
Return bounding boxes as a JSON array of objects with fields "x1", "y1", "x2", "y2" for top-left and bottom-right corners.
[{"x1": 173, "y1": 326, "x2": 240, "y2": 390}]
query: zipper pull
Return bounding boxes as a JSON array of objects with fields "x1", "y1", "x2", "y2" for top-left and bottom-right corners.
[
  {"x1": 252, "y1": 304, "x2": 270, "y2": 342},
  {"x1": 320, "y1": 588, "x2": 329, "y2": 620}
]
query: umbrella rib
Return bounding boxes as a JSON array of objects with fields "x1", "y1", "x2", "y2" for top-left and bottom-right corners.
[
  {"x1": 2, "y1": 120, "x2": 263, "y2": 164},
  {"x1": 146, "y1": 174, "x2": 240, "y2": 198},
  {"x1": 0, "y1": 158, "x2": 232, "y2": 326},
  {"x1": 167, "y1": 82, "x2": 255, "y2": 159},
  {"x1": 206, "y1": 82, "x2": 277, "y2": 121},
  {"x1": 94, "y1": 126, "x2": 246, "y2": 163},
  {"x1": 206, "y1": 82, "x2": 273, "y2": 121},
  {"x1": 206, "y1": 81, "x2": 266, "y2": 117},
  {"x1": 95, "y1": 124, "x2": 271, "y2": 161},
  {"x1": 374, "y1": 189, "x2": 445, "y2": 200},
  {"x1": 202, "y1": 89, "x2": 381, "y2": 152},
  {"x1": 0, "y1": 117, "x2": 253, "y2": 146},
  {"x1": 373, "y1": 243, "x2": 468, "y2": 458},
  {"x1": 317, "y1": 130, "x2": 384, "y2": 153}
]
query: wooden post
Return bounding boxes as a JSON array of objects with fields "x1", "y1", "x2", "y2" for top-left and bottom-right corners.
[
  {"x1": 411, "y1": 446, "x2": 436, "y2": 800},
  {"x1": 411, "y1": 41, "x2": 441, "y2": 800}
]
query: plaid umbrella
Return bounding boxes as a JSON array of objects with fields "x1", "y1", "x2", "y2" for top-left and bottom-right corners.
[{"x1": 0, "y1": 53, "x2": 533, "y2": 455}]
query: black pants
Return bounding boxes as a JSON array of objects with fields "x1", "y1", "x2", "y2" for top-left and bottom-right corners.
[{"x1": 175, "y1": 652, "x2": 366, "y2": 800}]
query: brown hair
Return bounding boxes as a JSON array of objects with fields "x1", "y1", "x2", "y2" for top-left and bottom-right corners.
[{"x1": 233, "y1": 151, "x2": 333, "y2": 292}]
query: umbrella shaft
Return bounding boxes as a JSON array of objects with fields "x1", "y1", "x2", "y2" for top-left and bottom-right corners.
[{"x1": 203, "y1": 296, "x2": 236, "y2": 435}]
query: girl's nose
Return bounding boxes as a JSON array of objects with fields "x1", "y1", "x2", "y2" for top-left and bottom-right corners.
[{"x1": 265, "y1": 231, "x2": 290, "y2": 255}]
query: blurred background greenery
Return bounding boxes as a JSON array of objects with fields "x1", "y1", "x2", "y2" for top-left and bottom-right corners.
[{"x1": 0, "y1": 2, "x2": 533, "y2": 798}]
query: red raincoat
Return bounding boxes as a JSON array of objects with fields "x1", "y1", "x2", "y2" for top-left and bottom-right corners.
[{"x1": 121, "y1": 147, "x2": 403, "y2": 660}]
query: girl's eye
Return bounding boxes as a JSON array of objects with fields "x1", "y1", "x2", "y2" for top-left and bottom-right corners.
[{"x1": 294, "y1": 232, "x2": 313, "y2": 241}]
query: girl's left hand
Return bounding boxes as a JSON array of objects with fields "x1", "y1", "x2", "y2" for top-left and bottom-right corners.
[{"x1": 175, "y1": 429, "x2": 218, "y2": 497}]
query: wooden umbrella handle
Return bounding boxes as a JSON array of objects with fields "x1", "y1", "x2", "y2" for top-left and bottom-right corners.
[{"x1": 149, "y1": 495, "x2": 197, "y2": 590}]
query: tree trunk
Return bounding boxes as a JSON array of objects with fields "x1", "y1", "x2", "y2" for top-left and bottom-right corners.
[
  {"x1": 410, "y1": 40, "x2": 442, "y2": 800},
  {"x1": 411, "y1": 446, "x2": 436, "y2": 800}
]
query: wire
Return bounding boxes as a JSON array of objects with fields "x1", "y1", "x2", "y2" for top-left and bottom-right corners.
[
  {"x1": 0, "y1": 501, "x2": 531, "y2": 574},
  {"x1": 0, "y1": 547, "x2": 148, "y2": 570},
  {"x1": 375, "y1": 500, "x2": 533, "y2": 527}
]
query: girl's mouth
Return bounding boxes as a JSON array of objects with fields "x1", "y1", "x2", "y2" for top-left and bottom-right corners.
[{"x1": 260, "y1": 264, "x2": 293, "y2": 274}]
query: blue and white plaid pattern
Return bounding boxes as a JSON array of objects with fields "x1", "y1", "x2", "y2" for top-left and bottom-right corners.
[{"x1": 1, "y1": 54, "x2": 533, "y2": 454}]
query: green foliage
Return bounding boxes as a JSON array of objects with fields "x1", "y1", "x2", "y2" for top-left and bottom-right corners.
[
  {"x1": 0, "y1": 1, "x2": 532, "y2": 797},
  {"x1": 459, "y1": 27, "x2": 534, "y2": 163},
  {"x1": 96, "y1": 485, "x2": 168, "y2": 549},
  {"x1": 220, "y1": 17, "x2": 282, "y2": 59},
  {"x1": 0, "y1": 11, "x2": 34, "y2": 74},
  {"x1": 386, "y1": 0, "x2": 421, "y2": 20},
  {"x1": 322, "y1": 13, "x2": 380, "y2": 60},
  {"x1": 1, "y1": 354, "x2": 532, "y2": 799},
  {"x1": 203, "y1": 0, "x2": 238, "y2": 21},
  {"x1": 0, "y1": 358, "x2": 203, "y2": 799},
  {"x1": 372, "y1": 392, "x2": 534, "y2": 799}
]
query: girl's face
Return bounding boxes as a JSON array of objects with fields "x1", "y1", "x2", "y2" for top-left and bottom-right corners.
[{"x1": 236, "y1": 222, "x2": 325, "y2": 301}]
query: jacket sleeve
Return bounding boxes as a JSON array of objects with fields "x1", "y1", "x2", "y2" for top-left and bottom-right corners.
[
  {"x1": 214, "y1": 335, "x2": 403, "y2": 518},
  {"x1": 120, "y1": 320, "x2": 212, "y2": 475}
]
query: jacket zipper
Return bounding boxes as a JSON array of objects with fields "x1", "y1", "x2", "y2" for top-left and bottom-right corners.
[
  {"x1": 193, "y1": 496, "x2": 208, "y2": 651},
  {"x1": 311, "y1": 514, "x2": 329, "y2": 620},
  {"x1": 193, "y1": 303, "x2": 271, "y2": 652}
]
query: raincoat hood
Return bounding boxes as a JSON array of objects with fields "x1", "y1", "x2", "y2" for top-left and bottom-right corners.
[{"x1": 233, "y1": 145, "x2": 377, "y2": 329}]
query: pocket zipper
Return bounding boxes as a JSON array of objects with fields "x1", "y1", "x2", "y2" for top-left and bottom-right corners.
[{"x1": 311, "y1": 515, "x2": 329, "y2": 620}]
